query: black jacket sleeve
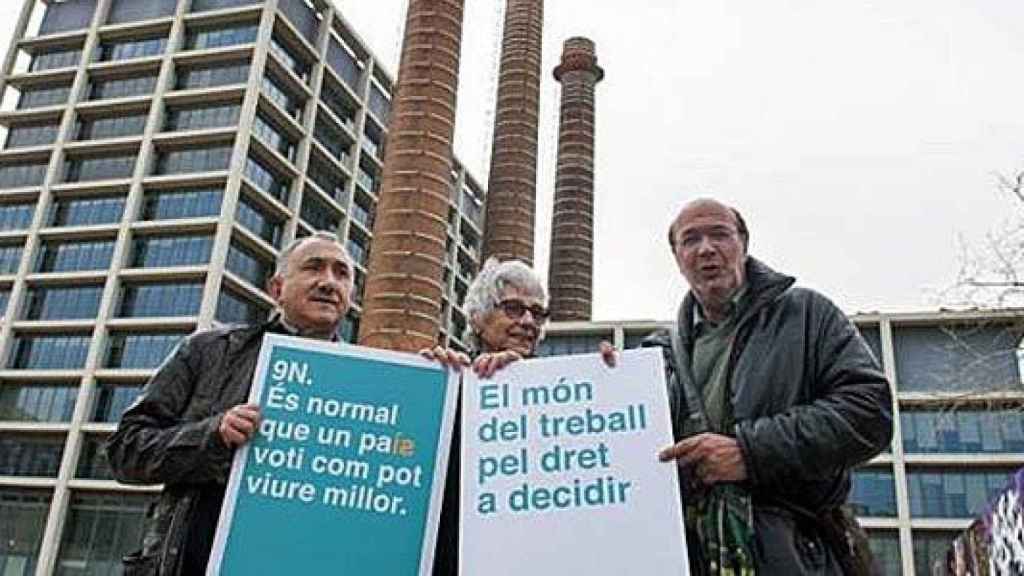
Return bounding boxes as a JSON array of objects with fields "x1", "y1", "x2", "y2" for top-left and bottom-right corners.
[
  {"x1": 105, "y1": 333, "x2": 234, "y2": 486},
  {"x1": 734, "y1": 295, "x2": 893, "y2": 493}
]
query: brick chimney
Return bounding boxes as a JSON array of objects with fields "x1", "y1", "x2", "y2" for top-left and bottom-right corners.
[
  {"x1": 481, "y1": 0, "x2": 544, "y2": 265},
  {"x1": 359, "y1": 0, "x2": 466, "y2": 352},
  {"x1": 547, "y1": 37, "x2": 603, "y2": 321}
]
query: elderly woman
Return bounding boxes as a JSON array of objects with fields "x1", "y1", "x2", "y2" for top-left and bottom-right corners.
[{"x1": 421, "y1": 258, "x2": 549, "y2": 575}]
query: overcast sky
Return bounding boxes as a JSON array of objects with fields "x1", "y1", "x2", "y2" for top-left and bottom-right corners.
[{"x1": 6, "y1": 1, "x2": 1023, "y2": 321}]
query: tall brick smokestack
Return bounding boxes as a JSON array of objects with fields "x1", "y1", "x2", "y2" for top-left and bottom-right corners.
[
  {"x1": 481, "y1": 0, "x2": 544, "y2": 265},
  {"x1": 547, "y1": 37, "x2": 603, "y2": 321},
  {"x1": 359, "y1": 0, "x2": 466, "y2": 352}
]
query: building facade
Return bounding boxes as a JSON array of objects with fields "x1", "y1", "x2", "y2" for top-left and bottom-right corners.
[
  {"x1": 0, "y1": 0, "x2": 486, "y2": 574},
  {"x1": 536, "y1": 309, "x2": 1024, "y2": 575}
]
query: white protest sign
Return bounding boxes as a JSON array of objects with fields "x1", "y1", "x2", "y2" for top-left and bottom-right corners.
[{"x1": 461, "y1": 348, "x2": 689, "y2": 575}]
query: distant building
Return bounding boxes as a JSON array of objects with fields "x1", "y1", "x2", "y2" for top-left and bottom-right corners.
[
  {"x1": 0, "y1": 0, "x2": 485, "y2": 573},
  {"x1": 537, "y1": 309, "x2": 1024, "y2": 576}
]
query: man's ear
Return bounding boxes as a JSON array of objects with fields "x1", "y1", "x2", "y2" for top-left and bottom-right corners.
[{"x1": 267, "y1": 275, "x2": 283, "y2": 300}]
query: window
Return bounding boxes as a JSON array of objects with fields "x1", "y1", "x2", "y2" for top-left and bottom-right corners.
[
  {"x1": 0, "y1": 383, "x2": 77, "y2": 422},
  {"x1": 300, "y1": 190, "x2": 340, "y2": 232},
  {"x1": 88, "y1": 74, "x2": 158, "y2": 100},
  {"x1": 356, "y1": 162, "x2": 379, "y2": 193},
  {"x1": 252, "y1": 112, "x2": 296, "y2": 160},
  {"x1": 368, "y1": 84, "x2": 391, "y2": 123},
  {"x1": 0, "y1": 488, "x2": 51, "y2": 575},
  {"x1": 893, "y1": 324, "x2": 1023, "y2": 392},
  {"x1": 9, "y1": 334, "x2": 91, "y2": 369},
  {"x1": 226, "y1": 242, "x2": 272, "y2": 288},
  {"x1": 363, "y1": 123, "x2": 384, "y2": 159},
  {"x1": 320, "y1": 81, "x2": 358, "y2": 130},
  {"x1": 184, "y1": 24, "x2": 259, "y2": 50},
  {"x1": 55, "y1": 493, "x2": 155, "y2": 576},
  {"x1": 49, "y1": 196, "x2": 125, "y2": 226},
  {"x1": 175, "y1": 61, "x2": 249, "y2": 90},
  {"x1": 141, "y1": 188, "x2": 222, "y2": 220},
  {"x1": 28, "y1": 47, "x2": 82, "y2": 72},
  {"x1": 37, "y1": 239, "x2": 115, "y2": 272},
  {"x1": 0, "y1": 434, "x2": 63, "y2": 477},
  {"x1": 261, "y1": 73, "x2": 302, "y2": 118},
  {"x1": 536, "y1": 334, "x2": 607, "y2": 357},
  {"x1": 0, "y1": 161, "x2": 49, "y2": 189},
  {"x1": 64, "y1": 154, "x2": 136, "y2": 182},
  {"x1": 96, "y1": 36, "x2": 167, "y2": 62},
  {"x1": 106, "y1": 332, "x2": 184, "y2": 369},
  {"x1": 913, "y1": 532, "x2": 957, "y2": 576},
  {"x1": 350, "y1": 198, "x2": 374, "y2": 229},
  {"x1": 0, "y1": 204, "x2": 36, "y2": 231},
  {"x1": 5, "y1": 122, "x2": 60, "y2": 148},
  {"x1": 216, "y1": 289, "x2": 268, "y2": 325},
  {"x1": 307, "y1": 154, "x2": 348, "y2": 203},
  {"x1": 340, "y1": 311, "x2": 359, "y2": 343},
  {"x1": 269, "y1": 35, "x2": 310, "y2": 82},
  {"x1": 278, "y1": 0, "x2": 320, "y2": 39},
  {"x1": 902, "y1": 407, "x2": 1024, "y2": 454},
  {"x1": 857, "y1": 324, "x2": 883, "y2": 366},
  {"x1": 346, "y1": 236, "x2": 368, "y2": 268},
  {"x1": 75, "y1": 435, "x2": 112, "y2": 480},
  {"x1": 244, "y1": 155, "x2": 290, "y2": 203},
  {"x1": 867, "y1": 531, "x2": 901, "y2": 576},
  {"x1": 23, "y1": 285, "x2": 103, "y2": 320},
  {"x1": 38, "y1": 0, "x2": 97, "y2": 35},
  {"x1": 314, "y1": 114, "x2": 352, "y2": 164},
  {"x1": 76, "y1": 113, "x2": 148, "y2": 140},
  {"x1": 17, "y1": 84, "x2": 71, "y2": 109},
  {"x1": 236, "y1": 194, "x2": 283, "y2": 247},
  {"x1": 118, "y1": 282, "x2": 203, "y2": 318},
  {"x1": 165, "y1": 103, "x2": 241, "y2": 131},
  {"x1": 154, "y1": 146, "x2": 232, "y2": 175},
  {"x1": 326, "y1": 37, "x2": 362, "y2": 91},
  {"x1": 908, "y1": 468, "x2": 1018, "y2": 518},
  {"x1": 849, "y1": 468, "x2": 897, "y2": 517},
  {"x1": 0, "y1": 245, "x2": 23, "y2": 275},
  {"x1": 106, "y1": 0, "x2": 177, "y2": 24},
  {"x1": 0, "y1": 289, "x2": 10, "y2": 316},
  {"x1": 92, "y1": 383, "x2": 143, "y2": 422},
  {"x1": 191, "y1": 0, "x2": 259, "y2": 12},
  {"x1": 130, "y1": 234, "x2": 213, "y2": 268}
]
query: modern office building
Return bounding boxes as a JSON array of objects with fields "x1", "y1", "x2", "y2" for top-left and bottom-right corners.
[
  {"x1": 536, "y1": 309, "x2": 1024, "y2": 575},
  {"x1": 0, "y1": 0, "x2": 487, "y2": 573}
]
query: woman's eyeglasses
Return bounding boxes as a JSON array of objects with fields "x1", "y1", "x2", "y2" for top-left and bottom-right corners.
[{"x1": 496, "y1": 299, "x2": 550, "y2": 322}]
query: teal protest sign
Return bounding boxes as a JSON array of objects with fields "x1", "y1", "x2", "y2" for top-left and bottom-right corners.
[{"x1": 207, "y1": 334, "x2": 458, "y2": 576}]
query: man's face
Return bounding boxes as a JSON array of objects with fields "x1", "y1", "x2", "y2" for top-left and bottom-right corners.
[
  {"x1": 268, "y1": 238, "x2": 352, "y2": 337},
  {"x1": 671, "y1": 202, "x2": 747, "y2": 308},
  {"x1": 476, "y1": 285, "x2": 546, "y2": 356}
]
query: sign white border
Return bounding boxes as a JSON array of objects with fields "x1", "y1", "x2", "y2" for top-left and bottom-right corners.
[{"x1": 206, "y1": 334, "x2": 460, "y2": 576}]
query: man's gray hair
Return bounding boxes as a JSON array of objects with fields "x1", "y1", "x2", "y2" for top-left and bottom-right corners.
[
  {"x1": 275, "y1": 231, "x2": 350, "y2": 276},
  {"x1": 462, "y1": 257, "x2": 547, "y2": 351}
]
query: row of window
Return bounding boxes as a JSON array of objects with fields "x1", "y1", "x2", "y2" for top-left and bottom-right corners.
[
  {"x1": 0, "y1": 487, "x2": 152, "y2": 575},
  {"x1": 850, "y1": 466, "x2": 1019, "y2": 519},
  {"x1": 1, "y1": 380, "x2": 143, "y2": 424}
]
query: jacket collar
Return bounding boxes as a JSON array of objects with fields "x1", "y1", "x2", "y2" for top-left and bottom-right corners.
[{"x1": 677, "y1": 256, "x2": 795, "y2": 347}]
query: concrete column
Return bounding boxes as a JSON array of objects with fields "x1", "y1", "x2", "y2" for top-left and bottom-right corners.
[
  {"x1": 480, "y1": 0, "x2": 543, "y2": 266},
  {"x1": 547, "y1": 37, "x2": 602, "y2": 322},
  {"x1": 358, "y1": 0, "x2": 465, "y2": 352}
]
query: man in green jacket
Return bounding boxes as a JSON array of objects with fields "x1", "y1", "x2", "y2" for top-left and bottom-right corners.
[{"x1": 654, "y1": 199, "x2": 892, "y2": 575}]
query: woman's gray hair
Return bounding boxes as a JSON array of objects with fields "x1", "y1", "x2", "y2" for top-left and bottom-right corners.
[{"x1": 462, "y1": 257, "x2": 547, "y2": 351}]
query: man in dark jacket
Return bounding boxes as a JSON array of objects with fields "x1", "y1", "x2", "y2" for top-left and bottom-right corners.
[
  {"x1": 106, "y1": 231, "x2": 353, "y2": 575},
  {"x1": 654, "y1": 199, "x2": 893, "y2": 575}
]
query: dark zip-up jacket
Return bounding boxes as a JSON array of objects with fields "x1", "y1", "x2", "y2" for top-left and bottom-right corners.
[
  {"x1": 645, "y1": 257, "x2": 893, "y2": 574},
  {"x1": 106, "y1": 319, "x2": 284, "y2": 575}
]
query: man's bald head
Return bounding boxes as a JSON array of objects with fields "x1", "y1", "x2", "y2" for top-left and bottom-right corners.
[{"x1": 668, "y1": 199, "x2": 749, "y2": 253}]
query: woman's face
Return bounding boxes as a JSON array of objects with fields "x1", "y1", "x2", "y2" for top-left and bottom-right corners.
[{"x1": 475, "y1": 285, "x2": 547, "y2": 356}]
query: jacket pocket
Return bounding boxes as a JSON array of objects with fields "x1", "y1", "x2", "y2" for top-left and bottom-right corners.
[{"x1": 122, "y1": 550, "x2": 160, "y2": 576}]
